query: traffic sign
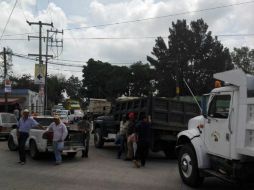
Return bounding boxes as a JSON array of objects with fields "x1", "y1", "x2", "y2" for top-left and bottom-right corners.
[
  {"x1": 34, "y1": 64, "x2": 46, "y2": 84},
  {"x1": 4, "y1": 78, "x2": 11, "y2": 93}
]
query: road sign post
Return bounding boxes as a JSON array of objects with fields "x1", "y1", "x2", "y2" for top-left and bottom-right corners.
[{"x1": 34, "y1": 64, "x2": 46, "y2": 85}]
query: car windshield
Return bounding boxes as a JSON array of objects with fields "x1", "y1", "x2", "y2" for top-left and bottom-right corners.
[
  {"x1": 60, "y1": 115, "x2": 68, "y2": 119},
  {"x1": 34, "y1": 118, "x2": 54, "y2": 126},
  {"x1": 56, "y1": 110, "x2": 68, "y2": 115},
  {"x1": 74, "y1": 110, "x2": 83, "y2": 114},
  {"x1": 1, "y1": 113, "x2": 17, "y2": 123}
]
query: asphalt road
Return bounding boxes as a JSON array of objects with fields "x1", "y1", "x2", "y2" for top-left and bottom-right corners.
[{"x1": 0, "y1": 138, "x2": 253, "y2": 190}]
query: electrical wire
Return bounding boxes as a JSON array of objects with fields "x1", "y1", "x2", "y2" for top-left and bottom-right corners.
[
  {"x1": 48, "y1": 67, "x2": 82, "y2": 73},
  {"x1": 64, "y1": 0, "x2": 254, "y2": 31},
  {"x1": 11, "y1": 52, "x2": 84, "y2": 67},
  {"x1": 2, "y1": 33, "x2": 254, "y2": 41},
  {"x1": 0, "y1": 0, "x2": 18, "y2": 45},
  {"x1": 2, "y1": 0, "x2": 254, "y2": 37},
  {"x1": 11, "y1": 52, "x2": 136, "y2": 67}
]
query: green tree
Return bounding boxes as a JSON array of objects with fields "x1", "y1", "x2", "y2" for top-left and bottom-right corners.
[
  {"x1": 231, "y1": 47, "x2": 254, "y2": 74},
  {"x1": 82, "y1": 58, "x2": 130, "y2": 99},
  {"x1": 147, "y1": 19, "x2": 233, "y2": 96},
  {"x1": 82, "y1": 59, "x2": 112, "y2": 98},
  {"x1": 129, "y1": 62, "x2": 154, "y2": 96},
  {"x1": 10, "y1": 74, "x2": 38, "y2": 91},
  {"x1": 105, "y1": 65, "x2": 130, "y2": 100},
  {"x1": 47, "y1": 75, "x2": 66, "y2": 106},
  {"x1": 65, "y1": 75, "x2": 82, "y2": 99}
]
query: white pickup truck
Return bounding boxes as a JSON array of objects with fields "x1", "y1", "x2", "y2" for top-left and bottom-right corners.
[
  {"x1": 176, "y1": 69, "x2": 254, "y2": 187},
  {"x1": 8, "y1": 116, "x2": 85, "y2": 159}
]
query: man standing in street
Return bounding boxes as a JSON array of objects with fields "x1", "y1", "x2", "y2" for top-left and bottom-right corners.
[
  {"x1": 133, "y1": 114, "x2": 151, "y2": 168},
  {"x1": 78, "y1": 115, "x2": 91, "y2": 158},
  {"x1": 47, "y1": 115, "x2": 68, "y2": 165},
  {"x1": 17, "y1": 109, "x2": 42, "y2": 165}
]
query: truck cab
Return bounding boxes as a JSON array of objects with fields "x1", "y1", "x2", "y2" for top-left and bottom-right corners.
[{"x1": 176, "y1": 69, "x2": 254, "y2": 187}]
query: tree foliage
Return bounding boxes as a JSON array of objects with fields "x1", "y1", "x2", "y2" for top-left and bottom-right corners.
[
  {"x1": 82, "y1": 59, "x2": 129, "y2": 99},
  {"x1": 147, "y1": 19, "x2": 233, "y2": 96},
  {"x1": 129, "y1": 62, "x2": 154, "y2": 96},
  {"x1": 231, "y1": 47, "x2": 254, "y2": 74},
  {"x1": 65, "y1": 75, "x2": 82, "y2": 99},
  {"x1": 82, "y1": 59, "x2": 153, "y2": 99},
  {"x1": 46, "y1": 75, "x2": 66, "y2": 106},
  {"x1": 10, "y1": 74, "x2": 38, "y2": 92}
]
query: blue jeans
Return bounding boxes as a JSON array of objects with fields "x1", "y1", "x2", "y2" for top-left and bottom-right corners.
[
  {"x1": 53, "y1": 141, "x2": 64, "y2": 162},
  {"x1": 18, "y1": 132, "x2": 29, "y2": 162},
  {"x1": 117, "y1": 135, "x2": 125, "y2": 158}
]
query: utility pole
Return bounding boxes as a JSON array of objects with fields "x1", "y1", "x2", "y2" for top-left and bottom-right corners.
[
  {"x1": 27, "y1": 21, "x2": 53, "y2": 114},
  {"x1": 44, "y1": 29, "x2": 63, "y2": 113},
  {"x1": 3, "y1": 48, "x2": 8, "y2": 112},
  {"x1": 27, "y1": 21, "x2": 53, "y2": 64}
]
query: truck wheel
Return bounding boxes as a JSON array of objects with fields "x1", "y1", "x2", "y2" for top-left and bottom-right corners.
[
  {"x1": 30, "y1": 140, "x2": 40, "y2": 160},
  {"x1": 94, "y1": 128, "x2": 104, "y2": 148},
  {"x1": 67, "y1": 152, "x2": 76, "y2": 158},
  {"x1": 8, "y1": 136, "x2": 17, "y2": 151},
  {"x1": 178, "y1": 144, "x2": 204, "y2": 187}
]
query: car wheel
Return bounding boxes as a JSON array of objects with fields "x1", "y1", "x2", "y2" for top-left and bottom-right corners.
[
  {"x1": 8, "y1": 135, "x2": 17, "y2": 151},
  {"x1": 30, "y1": 140, "x2": 40, "y2": 160},
  {"x1": 94, "y1": 128, "x2": 104, "y2": 148},
  {"x1": 178, "y1": 144, "x2": 204, "y2": 187}
]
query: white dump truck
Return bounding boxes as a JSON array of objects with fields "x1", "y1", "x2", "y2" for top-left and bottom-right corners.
[{"x1": 176, "y1": 69, "x2": 254, "y2": 187}]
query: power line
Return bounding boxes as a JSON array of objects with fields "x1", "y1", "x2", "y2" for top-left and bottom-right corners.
[
  {"x1": 64, "y1": 0, "x2": 254, "y2": 31},
  {"x1": 48, "y1": 62, "x2": 83, "y2": 67},
  {"x1": 11, "y1": 52, "x2": 84, "y2": 67},
  {"x1": 52, "y1": 58, "x2": 85, "y2": 63},
  {"x1": 216, "y1": 33, "x2": 254, "y2": 37},
  {"x1": 11, "y1": 52, "x2": 137, "y2": 67},
  {"x1": 48, "y1": 67, "x2": 83, "y2": 73},
  {"x1": 2, "y1": 33, "x2": 254, "y2": 41},
  {"x1": 0, "y1": 0, "x2": 18, "y2": 45},
  {"x1": 2, "y1": 0, "x2": 254, "y2": 38}
]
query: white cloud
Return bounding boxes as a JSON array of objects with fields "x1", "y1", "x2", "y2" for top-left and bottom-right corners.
[{"x1": 0, "y1": 0, "x2": 254, "y2": 80}]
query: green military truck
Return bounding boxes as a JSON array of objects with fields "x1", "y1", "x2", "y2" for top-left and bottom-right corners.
[{"x1": 93, "y1": 96, "x2": 200, "y2": 157}]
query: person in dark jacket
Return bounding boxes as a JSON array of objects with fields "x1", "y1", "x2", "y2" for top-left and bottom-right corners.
[
  {"x1": 133, "y1": 114, "x2": 151, "y2": 168},
  {"x1": 78, "y1": 115, "x2": 91, "y2": 158}
]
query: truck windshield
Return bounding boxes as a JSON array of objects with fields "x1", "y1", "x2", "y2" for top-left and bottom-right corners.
[{"x1": 208, "y1": 95, "x2": 231, "y2": 119}]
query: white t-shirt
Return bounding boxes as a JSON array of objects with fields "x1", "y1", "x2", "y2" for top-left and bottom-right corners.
[{"x1": 47, "y1": 122, "x2": 68, "y2": 142}]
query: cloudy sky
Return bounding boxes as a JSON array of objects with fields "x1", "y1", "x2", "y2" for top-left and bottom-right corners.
[{"x1": 0, "y1": 0, "x2": 254, "y2": 79}]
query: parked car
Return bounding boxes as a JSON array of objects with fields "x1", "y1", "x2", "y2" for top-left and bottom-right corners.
[
  {"x1": 8, "y1": 116, "x2": 85, "y2": 159},
  {"x1": 69, "y1": 110, "x2": 84, "y2": 123},
  {"x1": 59, "y1": 114, "x2": 70, "y2": 125},
  {"x1": 0, "y1": 113, "x2": 18, "y2": 139},
  {"x1": 55, "y1": 110, "x2": 70, "y2": 124}
]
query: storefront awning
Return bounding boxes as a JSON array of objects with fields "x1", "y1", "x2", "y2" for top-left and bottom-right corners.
[{"x1": 0, "y1": 97, "x2": 25, "y2": 105}]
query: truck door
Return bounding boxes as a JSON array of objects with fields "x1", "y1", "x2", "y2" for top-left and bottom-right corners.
[{"x1": 205, "y1": 93, "x2": 232, "y2": 159}]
